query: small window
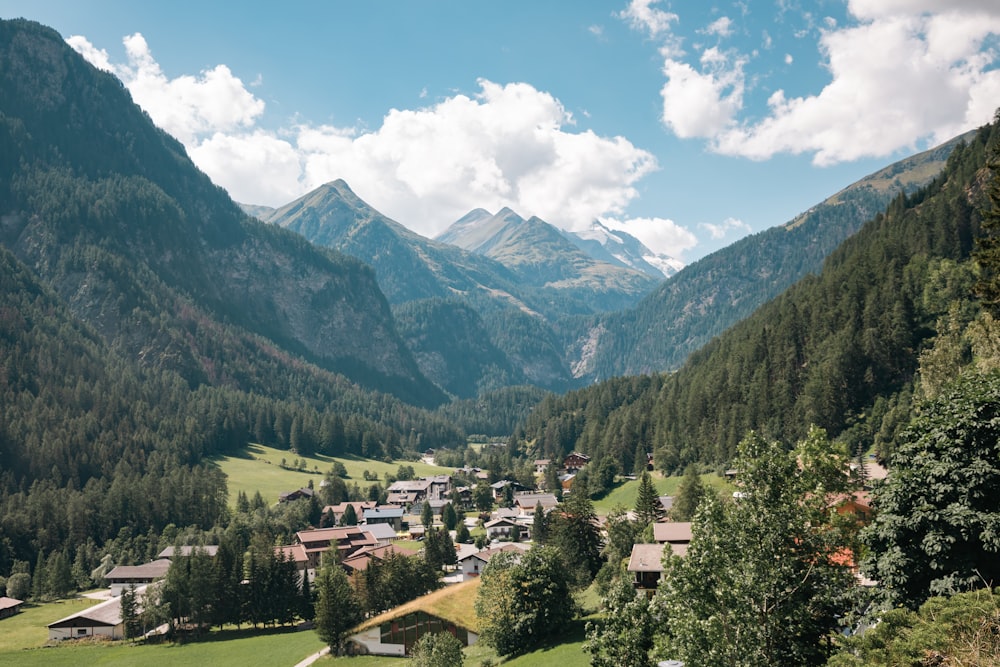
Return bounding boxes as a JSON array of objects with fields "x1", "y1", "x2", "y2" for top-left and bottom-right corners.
[{"x1": 77, "y1": 628, "x2": 87, "y2": 636}]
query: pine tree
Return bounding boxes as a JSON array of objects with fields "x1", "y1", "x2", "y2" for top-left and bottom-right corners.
[
  {"x1": 421, "y1": 500, "x2": 434, "y2": 529},
  {"x1": 974, "y1": 120, "x2": 1000, "y2": 316},
  {"x1": 314, "y1": 557, "x2": 362, "y2": 654},
  {"x1": 670, "y1": 464, "x2": 706, "y2": 522},
  {"x1": 340, "y1": 504, "x2": 358, "y2": 526},
  {"x1": 121, "y1": 583, "x2": 141, "y2": 640},
  {"x1": 634, "y1": 470, "x2": 662, "y2": 526}
]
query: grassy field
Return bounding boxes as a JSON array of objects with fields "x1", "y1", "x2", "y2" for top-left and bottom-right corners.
[
  {"x1": 210, "y1": 443, "x2": 453, "y2": 505},
  {"x1": 0, "y1": 597, "x2": 101, "y2": 653},
  {"x1": 592, "y1": 471, "x2": 732, "y2": 515}
]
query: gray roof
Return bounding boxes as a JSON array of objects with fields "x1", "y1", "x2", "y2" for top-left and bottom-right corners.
[
  {"x1": 364, "y1": 507, "x2": 404, "y2": 519},
  {"x1": 157, "y1": 545, "x2": 219, "y2": 559},
  {"x1": 628, "y1": 543, "x2": 668, "y2": 573},
  {"x1": 105, "y1": 559, "x2": 172, "y2": 581},
  {"x1": 362, "y1": 523, "x2": 398, "y2": 540},
  {"x1": 48, "y1": 586, "x2": 151, "y2": 628},
  {"x1": 653, "y1": 522, "x2": 692, "y2": 544}
]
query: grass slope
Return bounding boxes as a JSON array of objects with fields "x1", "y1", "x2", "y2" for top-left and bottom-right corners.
[
  {"x1": 211, "y1": 443, "x2": 453, "y2": 505},
  {"x1": 592, "y1": 472, "x2": 731, "y2": 515}
]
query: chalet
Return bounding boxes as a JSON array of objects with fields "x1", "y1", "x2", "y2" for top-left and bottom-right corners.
[
  {"x1": 513, "y1": 492, "x2": 559, "y2": 516},
  {"x1": 563, "y1": 452, "x2": 591, "y2": 473},
  {"x1": 324, "y1": 501, "x2": 377, "y2": 525},
  {"x1": 342, "y1": 544, "x2": 405, "y2": 574},
  {"x1": 627, "y1": 542, "x2": 687, "y2": 594},
  {"x1": 484, "y1": 517, "x2": 520, "y2": 541},
  {"x1": 385, "y1": 491, "x2": 420, "y2": 509},
  {"x1": 425, "y1": 475, "x2": 453, "y2": 500},
  {"x1": 426, "y1": 498, "x2": 453, "y2": 517},
  {"x1": 104, "y1": 559, "x2": 172, "y2": 597},
  {"x1": 458, "y1": 544, "x2": 525, "y2": 580},
  {"x1": 363, "y1": 522, "x2": 400, "y2": 545},
  {"x1": 0, "y1": 597, "x2": 23, "y2": 619},
  {"x1": 829, "y1": 490, "x2": 874, "y2": 525},
  {"x1": 295, "y1": 527, "x2": 377, "y2": 568},
  {"x1": 629, "y1": 543, "x2": 668, "y2": 592},
  {"x1": 534, "y1": 459, "x2": 551, "y2": 474},
  {"x1": 157, "y1": 545, "x2": 219, "y2": 559},
  {"x1": 364, "y1": 507, "x2": 405, "y2": 531},
  {"x1": 490, "y1": 479, "x2": 528, "y2": 502},
  {"x1": 386, "y1": 479, "x2": 432, "y2": 505},
  {"x1": 653, "y1": 521, "x2": 692, "y2": 552},
  {"x1": 278, "y1": 487, "x2": 314, "y2": 503},
  {"x1": 560, "y1": 473, "x2": 575, "y2": 492},
  {"x1": 452, "y1": 486, "x2": 473, "y2": 509}
]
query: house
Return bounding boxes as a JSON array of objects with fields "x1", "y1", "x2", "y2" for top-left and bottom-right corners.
[
  {"x1": 278, "y1": 487, "x2": 315, "y2": 503},
  {"x1": 490, "y1": 480, "x2": 528, "y2": 502},
  {"x1": 104, "y1": 559, "x2": 172, "y2": 597},
  {"x1": 295, "y1": 527, "x2": 378, "y2": 568},
  {"x1": 627, "y1": 542, "x2": 687, "y2": 594},
  {"x1": 364, "y1": 507, "x2": 405, "y2": 531},
  {"x1": 48, "y1": 586, "x2": 151, "y2": 640},
  {"x1": 629, "y1": 543, "x2": 668, "y2": 592},
  {"x1": 425, "y1": 475, "x2": 453, "y2": 500},
  {"x1": 0, "y1": 597, "x2": 23, "y2": 619},
  {"x1": 348, "y1": 579, "x2": 480, "y2": 656},
  {"x1": 386, "y1": 479, "x2": 432, "y2": 505},
  {"x1": 363, "y1": 522, "x2": 399, "y2": 545},
  {"x1": 560, "y1": 473, "x2": 575, "y2": 492},
  {"x1": 563, "y1": 452, "x2": 591, "y2": 473},
  {"x1": 457, "y1": 544, "x2": 525, "y2": 580},
  {"x1": 484, "y1": 517, "x2": 520, "y2": 541},
  {"x1": 534, "y1": 459, "x2": 551, "y2": 474},
  {"x1": 513, "y1": 492, "x2": 559, "y2": 516},
  {"x1": 157, "y1": 545, "x2": 219, "y2": 559},
  {"x1": 658, "y1": 496, "x2": 674, "y2": 514},
  {"x1": 653, "y1": 521, "x2": 692, "y2": 550},
  {"x1": 324, "y1": 501, "x2": 377, "y2": 525},
  {"x1": 829, "y1": 490, "x2": 874, "y2": 525}
]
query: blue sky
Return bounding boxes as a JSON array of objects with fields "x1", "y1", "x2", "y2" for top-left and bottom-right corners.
[{"x1": 4, "y1": 1, "x2": 1000, "y2": 262}]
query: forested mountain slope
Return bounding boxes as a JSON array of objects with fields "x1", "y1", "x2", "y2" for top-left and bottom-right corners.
[
  {"x1": 0, "y1": 19, "x2": 468, "y2": 573},
  {"x1": 0, "y1": 19, "x2": 441, "y2": 407},
  {"x1": 570, "y1": 133, "x2": 970, "y2": 381},
  {"x1": 521, "y1": 120, "x2": 997, "y2": 472}
]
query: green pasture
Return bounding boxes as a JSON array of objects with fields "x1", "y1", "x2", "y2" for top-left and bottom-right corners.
[
  {"x1": 592, "y1": 471, "x2": 731, "y2": 515},
  {"x1": 211, "y1": 443, "x2": 452, "y2": 505}
]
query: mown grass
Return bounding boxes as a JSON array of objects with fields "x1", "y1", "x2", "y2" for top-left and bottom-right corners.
[
  {"x1": 5, "y1": 623, "x2": 326, "y2": 667},
  {"x1": 0, "y1": 597, "x2": 101, "y2": 652},
  {"x1": 210, "y1": 443, "x2": 452, "y2": 506}
]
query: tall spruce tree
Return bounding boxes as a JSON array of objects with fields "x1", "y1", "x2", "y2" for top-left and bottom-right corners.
[
  {"x1": 634, "y1": 470, "x2": 662, "y2": 526},
  {"x1": 314, "y1": 557, "x2": 362, "y2": 654},
  {"x1": 670, "y1": 464, "x2": 706, "y2": 522}
]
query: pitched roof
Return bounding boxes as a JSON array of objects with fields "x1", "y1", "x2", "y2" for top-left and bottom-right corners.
[
  {"x1": 48, "y1": 586, "x2": 150, "y2": 628},
  {"x1": 0, "y1": 597, "x2": 23, "y2": 611},
  {"x1": 352, "y1": 577, "x2": 482, "y2": 634},
  {"x1": 157, "y1": 545, "x2": 219, "y2": 559},
  {"x1": 628, "y1": 543, "x2": 668, "y2": 572},
  {"x1": 362, "y1": 523, "x2": 398, "y2": 541},
  {"x1": 274, "y1": 543, "x2": 309, "y2": 564},
  {"x1": 104, "y1": 559, "x2": 172, "y2": 581},
  {"x1": 653, "y1": 521, "x2": 693, "y2": 544},
  {"x1": 513, "y1": 492, "x2": 559, "y2": 509}
]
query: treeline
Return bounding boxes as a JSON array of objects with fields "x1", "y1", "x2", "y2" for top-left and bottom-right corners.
[{"x1": 520, "y1": 119, "x2": 1000, "y2": 472}]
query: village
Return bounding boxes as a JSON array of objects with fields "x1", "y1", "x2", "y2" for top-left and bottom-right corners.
[{"x1": 8, "y1": 448, "x2": 886, "y2": 661}]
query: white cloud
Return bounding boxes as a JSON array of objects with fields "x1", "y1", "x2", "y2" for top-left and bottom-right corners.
[
  {"x1": 618, "y1": 0, "x2": 678, "y2": 38},
  {"x1": 624, "y1": 3, "x2": 1000, "y2": 165},
  {"x1": 699, "y1": 217, "x2": 751, "y2": 240},
  {"x1": 703, "y1": 17, "x2": 734, "y2": 38},
  {"x1": 601, "y1": 215, "x2": 698, "y2": 257},
  {"x1": 69, "y1": 35, "x2": 658, "y2": 239}
]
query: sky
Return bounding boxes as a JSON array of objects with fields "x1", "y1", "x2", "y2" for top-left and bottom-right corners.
[{"x1": 4, "y1": 1, "x2": 1000, "y2": 263}]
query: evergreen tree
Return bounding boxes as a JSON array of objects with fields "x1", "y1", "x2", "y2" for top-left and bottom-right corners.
[
  {"x1": 421, "y1": 500, "x2": 434, "y2": 529},
  {"x1": 974, "y1": 122, "x2": 1000, "y2": 316},
  {"x1": 440, "y1": 502, "x2": 458, "y2": 532},
  {"x1": 532, "y1": 502, "x2": 549, "y2": 544},
  {"x1": 340, "y1": 504, "x2": 358, "y2": 526},
  {"x1": 670, "y1": 464, "x2": 706, "y2": 522},
  {"x1": 299, "y1": 566, "x2": 314, "y2": 622},
  {"x1": 550, "y1": 491, "x2": 603, "y2": 586},
  {"x1": 634, "y1": 470, "x2": 662, "y2": 526},
  {"x1": 314, "y1": 557, "x2": 362, "y2": 654},
  {"x1": 455, "y1": 522, "x2": 472, "y2": 544},
  {"x1": 120, "y1": 582, "x2": 141, "y2": 640}
]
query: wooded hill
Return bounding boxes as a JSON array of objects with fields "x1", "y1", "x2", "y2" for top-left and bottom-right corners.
[
  {"x1": 0, "y1": 19, "x2": 470, "y2": 573},
  {"x1": 520, "y1": 119, "x2": 999, "y2": 473}
]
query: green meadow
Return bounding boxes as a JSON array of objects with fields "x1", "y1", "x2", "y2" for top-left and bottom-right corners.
[
  {"x1": 211, "y1": 443, "x2": 453, "y2": 505},
  {"x1": 592, "y1": 471, "x2": 731, "y2": 514}
]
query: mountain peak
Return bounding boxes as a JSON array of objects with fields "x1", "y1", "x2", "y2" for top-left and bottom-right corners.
[{"x1": 564, "y1": 221, "x2": 683, "y2": 279}]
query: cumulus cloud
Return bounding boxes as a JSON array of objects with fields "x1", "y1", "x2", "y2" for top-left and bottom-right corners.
[
  {"x1": 68, "y1": 34, "x2": 658, "y2": 240},
  {"x1": 601, "y1": 215, "x2": 698, "y2": 257},
  {"x1": 623, "y1": 3, "x2": 1000, "y2": 165},
  {"x1": 699, "y1": 217, "x2": 751, "y2": 240},
  {"x1": 618, "y1": 0, "x2": 678, "y2": 38}
]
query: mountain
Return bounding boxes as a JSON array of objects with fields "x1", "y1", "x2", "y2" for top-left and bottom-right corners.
[
  {"x1": 520, "y1": 120, "x2": 998, "y2": 478},
  {"x1": 564, "y1": 220, "x2": 684, "y2": 279},
  {"x1": 256, "y1": 181, "x2": 659, "y2": 395},
  {"x1": 434, "y1": 207, "x2": 660, "y2": 310},
  {"x1": 0, "y1": 18, "x2": 443, "y2": 408},
  {"x1": 567, "y1": 131, "x2": 973, "y2": 381}
]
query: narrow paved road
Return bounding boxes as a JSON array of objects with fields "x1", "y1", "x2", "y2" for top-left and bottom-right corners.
[{"x1": 293, "y1": 645, "x2": 330, "y2": 667}]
